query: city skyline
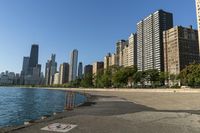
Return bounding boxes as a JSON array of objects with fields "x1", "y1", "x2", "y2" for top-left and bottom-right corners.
[{"x1": 0, "y1": 0, "x2": 197, "y2": 73}]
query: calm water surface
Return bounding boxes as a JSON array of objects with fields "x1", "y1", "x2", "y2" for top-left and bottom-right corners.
[{"x1": 0, "y1": 87, "x2": 86, "y2": 127}]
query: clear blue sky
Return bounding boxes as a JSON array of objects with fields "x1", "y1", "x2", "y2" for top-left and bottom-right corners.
[{"x1": 0, "y1": 0, "x2": 197, "y2": 73}]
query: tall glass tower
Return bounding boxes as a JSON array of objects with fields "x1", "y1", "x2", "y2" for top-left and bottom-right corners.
[
  {"x1": 78, "y1": 62, "x2": 83, "y2": 79},
  {"x1": 69, "y1": 49, "x2": 78, "y2": 82},
  {"x1": 28, "y1": 44, "x2": 39, "y2": 75}
]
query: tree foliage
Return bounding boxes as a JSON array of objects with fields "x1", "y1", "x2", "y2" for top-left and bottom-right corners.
[{"x1": 179, "y1": 64, "x2": 200, "y2": 87}]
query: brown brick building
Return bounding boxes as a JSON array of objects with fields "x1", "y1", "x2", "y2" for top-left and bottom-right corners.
[{"x1": 163, "y1": 26, "x2": 199, "y2": 75}]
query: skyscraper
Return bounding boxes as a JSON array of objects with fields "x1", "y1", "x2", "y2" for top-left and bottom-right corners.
[
  {"x1": 196, "y1": 0, "x2": 200, "y2": 53},
  {"x1": 69, "y1": 49, "x2": 78, "y2": 82},
  {"x1": 21, "y1": 57, "x2": 30, "y2": 76},
  {"x1": 78, "y1": 62, "x2": 83, "y2": 79},
  {"x1": 45, "y1": 60, "x2": 51, "y2": 85},
  {"x1": 28, "y1": 44, "x2": 39, "y2": 75},
  {"x1": 21, "y1": 44, "x2": 42, "y2": 85},
  {"x1": 45, "y1": 54, "x2": 57, "y2": 85},
  {"x1": 59, "y1": 63, "x2": 69, "y2": 84},
  {"x1": 137, "y1": 10, "x2": 173, "y2": 71}
]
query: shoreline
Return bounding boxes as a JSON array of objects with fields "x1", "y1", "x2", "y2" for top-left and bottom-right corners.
[{"x1": 2, "y1": 86, "x2": 200, "y2": 93}]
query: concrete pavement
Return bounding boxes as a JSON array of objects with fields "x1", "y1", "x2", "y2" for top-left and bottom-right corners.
[{"x1": 1, "y1": 90, "x2": 200, "y2": 133}]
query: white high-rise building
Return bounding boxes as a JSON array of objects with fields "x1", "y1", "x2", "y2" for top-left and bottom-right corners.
[
  {"x1": 137, "y1": 10, "x2": 173, "y2": 71},
  {"x1": 53, "y1": 72, "x2": 60, "y2": 85},
  {"x1": 69, "y1": 49, "x2": 78, "y2": 82},
  {"x1": 196, "y1": 0, "x2": 200, "y2": 54}
]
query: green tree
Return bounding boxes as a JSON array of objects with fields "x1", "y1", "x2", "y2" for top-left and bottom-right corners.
[
  {"x1": 133, "y1": 71, "x2": 146, "y2": 87},
  {"x1": 179, "y1": 64, "x2": 200, "y2": 87},
  {"x1": 145, "y1": 69, "x2": 159, "y2": 87},
  {"x1": 93, "y1": 69, "x2": 104, "y2": 88},
  {"x1": 80, "y1": 74, "x2": 93, "y2": 88},
  {"x1": 112, "y1": 67, "x2": 127, "y2": 88},
  {"x1": 101, "y1": 69, "x2": 112, "y2": 88},
  {"x1": 159, "y1": 72, "x2": 169, "y2": 86}
]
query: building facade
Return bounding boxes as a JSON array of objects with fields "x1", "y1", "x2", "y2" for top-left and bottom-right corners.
[
  {"x1": 122, "y1": 44, "x2": 129, "y2": 67},
  {"x1": 78, "y1": 62, "x2": 83, "y2": 79},
  {"x1": 114, "y1": 34, "x2": 137, "y2": 68},
  {"x1": 28, "y1": 44, "x2": 39, "y2": 75},
  {"x1": 59, "y1": 63, "x2": 69, "y2": 84},
  {"x1": 53, "y1": 72, "x2": 60, "y2": 85},
  {"x1": 84, "y1": 65, "x2": 93, "y2": 76},
  {"x1": 163, "y1": 26, "x2": 199, "y2": 75},
  {"x1": 45, "y1": 54, "x2": 57, "y2": 85},
  {"x1": 21, "y1": 57, "x2": 30, "y2": 76},
  {"x1": 128, "y1": 33, "x2": 137, "y2": 67},
  {"x1": 196, "y1": 0, "x2": 200, "y2": 54},
  {"x1": 92, "y1": 62, "x2": 104, "y2": 75},
  {"x1": 69, "y1": 49, "x2": 78, "y2": 82},
  {"x1": 137, "y1": 10, "x2": 173, "y2": 71},
  {"x1": 104, "y1": 53, "x2": 112, "y2": 69},
  {"x1": 116, "y1": 40, "x2": 127, "y2": 66},
  {"x1": 111, "y1": 53, "x2": 118, "y2": 66}
]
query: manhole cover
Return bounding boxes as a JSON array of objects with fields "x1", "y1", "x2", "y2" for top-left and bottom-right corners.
[{"x1": 41, "y1": 123, "x2": 77, "y2": 132}]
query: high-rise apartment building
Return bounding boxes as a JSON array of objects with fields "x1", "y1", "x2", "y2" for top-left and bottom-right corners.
[
  {"x1": 69, "y1": 49, "x2": 78, "y2": 82},
  {"x1": 137, "y1": 10, "x2": 173, "y2": 71},
  {"x1": 128, "y1": 33, "x2": 137, "y2": 67},
  {"x1": 116, "y1": 40, "x2": 127, "y2": 66},
  {"x1": 84, "y1": 65, "x2": 93, "y2": 76},
  {"x1": 104, "y1": 53, "x2": 112, "y2": 69},
  {"x1": 122, "y1": 44, "x2": 129, "y2": 67},
  {"x1": 45, "y1": 54, "x2": 57, "y2": 85},
  {"x1": 93, "y1": 62, "x2": 104, "y2": 75},
  {"x1": 196, "y1": 0, "x2": 200, "y2": 53},
  {"x1": 59, "y1": 63, "x2": 69, "y2": 84},
  {"x1": 111, "y1": 53, "x2": 118, "y2": 66},
  {"x1": 78, "y1": 62, "x2": 83, "y2": 79},
  {"x1": 163, "y1": 26, "x2": 199, "y2": 75}
]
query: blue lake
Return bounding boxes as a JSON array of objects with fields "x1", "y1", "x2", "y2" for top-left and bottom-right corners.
[{"x1": 0, "y1": 87, "x2": 87, "y2": 127}]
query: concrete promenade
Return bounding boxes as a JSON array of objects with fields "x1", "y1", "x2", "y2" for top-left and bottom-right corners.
[{"x1": 1, "y1": 88, "x2": 200, "y2": 133}]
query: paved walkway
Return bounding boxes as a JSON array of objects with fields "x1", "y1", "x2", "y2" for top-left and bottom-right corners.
[{"x1": 1, "y1": 90, "x2": 200, "y2": 133}]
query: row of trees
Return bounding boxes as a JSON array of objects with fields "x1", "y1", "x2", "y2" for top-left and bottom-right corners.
[
  {"x1": 51, "y1": 64, "x2": 200, "y2": 88},
  {"x1": 64, "y1": 65, "x2": 176, "y2": 88}
]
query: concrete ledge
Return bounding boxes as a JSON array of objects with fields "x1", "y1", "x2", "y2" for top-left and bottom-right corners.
[{"x1": 39, "y1": 87, "x2": 200, "y2": 93}]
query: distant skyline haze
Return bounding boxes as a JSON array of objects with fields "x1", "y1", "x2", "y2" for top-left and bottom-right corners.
[{"x1": 0, "y1": 0, "x2": 197, "y2": 73}]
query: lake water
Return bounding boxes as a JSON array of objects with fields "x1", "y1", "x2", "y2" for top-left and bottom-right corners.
[{"x1": 0, "y1": 87, "x2": 87, "y2": 127}]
